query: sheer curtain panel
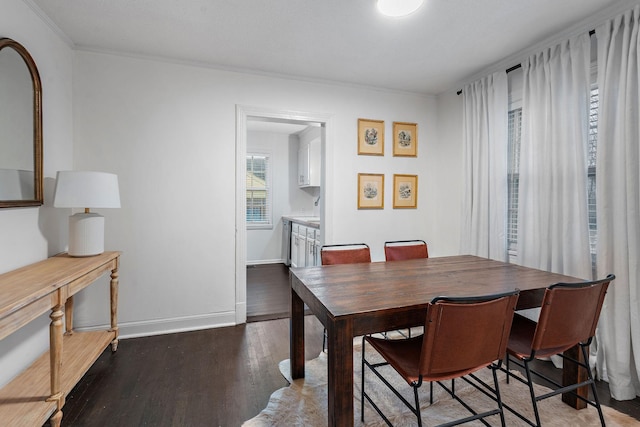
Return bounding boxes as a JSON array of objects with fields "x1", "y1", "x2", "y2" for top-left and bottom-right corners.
[
  {"x1": 461, "y1": 72, "x2": 508, "y2": 261},
  {"x1": 517, "y1": 34, "x2": 593, "y2": 280},
  {"x1": 595, "y1": 5, "x2": 640, "y2": 401}
]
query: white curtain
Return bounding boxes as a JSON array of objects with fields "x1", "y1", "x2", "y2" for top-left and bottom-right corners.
[
  {"x1": 460, "y1": 72, "x2": 508, "y2": 261},
  {"x1": 595, "y1": 5, "x2": 640, "y2": 400},
  {"x1": 517, "y1": 34, "x2": 593, "y2": 280}
]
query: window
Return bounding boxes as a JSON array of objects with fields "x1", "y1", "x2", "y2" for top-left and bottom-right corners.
[
  {"x1": 506, "y1": 88, "x2": 599, "y2": 269},
  {"x1": 507, "y1": 107, "x2": 522, "y2": 255},
  {"x1": 246, "y1": 153, "x2": 272, "y2": 228},
  {"x1": 588, "y1": 87, "x2": 598, "y2": 261}
]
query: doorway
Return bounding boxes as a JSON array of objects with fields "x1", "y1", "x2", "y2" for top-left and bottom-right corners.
[{"x1": 235, "y1": 105, "x2": 332, "y2": 324}]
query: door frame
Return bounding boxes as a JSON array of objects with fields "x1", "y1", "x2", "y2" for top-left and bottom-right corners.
[{"x1": 235, "y1": 105, "x2": 333, "y2": 324}]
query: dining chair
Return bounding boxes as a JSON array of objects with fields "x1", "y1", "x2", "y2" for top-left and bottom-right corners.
[
  {"x1": 361, "y1": 290, "x2": 520, "y2": 427},
  {"x1": 384, "y1": 239, "x2": 429, "y2": 261},
  {"x1": 502, "y1": 274, "x2": 615, "y2": 427},
  {"x1": 320, "y1": 243, "x2": 371, "y2": 351},
  {"x1": 320, "y1": 243, "x2": 371, "y2": 265},
  {"x1": 383, "y1": 239, "x2": 429, "y2": 337}
]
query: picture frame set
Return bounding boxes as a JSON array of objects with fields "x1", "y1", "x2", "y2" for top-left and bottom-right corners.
[{"x1": 357, "y1": 118, "x2": 419, "y2": 209}]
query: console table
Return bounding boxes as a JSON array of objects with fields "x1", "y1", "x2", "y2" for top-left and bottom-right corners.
[{"x1": 0, "y1": 251, "x2": 120, "y2": 427}]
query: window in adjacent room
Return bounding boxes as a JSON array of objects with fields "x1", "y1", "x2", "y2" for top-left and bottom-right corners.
[{"x1": 246, "y1": 153, "x2": 272, "y2": 229}]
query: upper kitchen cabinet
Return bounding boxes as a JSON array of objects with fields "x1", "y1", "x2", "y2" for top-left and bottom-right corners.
[{"x1": 297, "y1": 126, "x2": 321, "y2": 187}]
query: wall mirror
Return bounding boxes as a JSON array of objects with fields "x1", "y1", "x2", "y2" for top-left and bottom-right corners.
[{"x1": 0, "y1": 38, "x2": 43, "y2": 208}]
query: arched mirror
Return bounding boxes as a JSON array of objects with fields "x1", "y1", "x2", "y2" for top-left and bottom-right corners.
[{"x1": 0, "y1": 38, "x2": 43, "y2": 208}]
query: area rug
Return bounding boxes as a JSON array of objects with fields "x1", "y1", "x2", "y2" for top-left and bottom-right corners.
[{"x1": 243, "y1": 338, "x2": 637, "y2": 426}]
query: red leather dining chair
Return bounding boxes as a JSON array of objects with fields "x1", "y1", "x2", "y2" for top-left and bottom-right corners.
[
  {"x1": 384, "y1": 239, "x2": 429, "y2": 261},
  {"x1": 384, "y1": 240, "x2": 429, "y2": 338},
  {"x1": 362, "y1": 290, "x2": 520, "y2": 427},
  {"x1": 320, "y1": 243, "x2": 371, "y2": 351},
  {"x1": 502, "y1": 274, "x2": 615, "y2": 427},
  {"x1": 320, "y1": 243, "x2": 371, "y2": 265}
]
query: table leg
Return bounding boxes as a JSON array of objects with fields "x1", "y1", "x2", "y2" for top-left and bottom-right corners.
[
  {"x1": 327, "y1": 317, "x2": 354, "y2": 427},
  {"x1": 47, "y1": 304, "x2": 64, "y2": 425},
  {"x1": 562, "y1": 344, "x2": 588, "y2": 409},
  {"x1": 64, "y1": 295, "x2": 74, "y2": 335},
  {"x1": 290, "y1": 286, "x2": 305, "y2": 379},
  {"x1": 109, "y1": 263, "x2": 120, "y2": 352}
]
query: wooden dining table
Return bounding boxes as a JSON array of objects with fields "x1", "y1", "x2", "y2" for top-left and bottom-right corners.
[{"x1": 289, "y1": 255, "x2": 589, "y2": 427}]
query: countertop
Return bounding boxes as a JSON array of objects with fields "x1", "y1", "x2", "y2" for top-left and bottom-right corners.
[{"x1": 282, "y1": 215, "x2": 320, "y2": 228}]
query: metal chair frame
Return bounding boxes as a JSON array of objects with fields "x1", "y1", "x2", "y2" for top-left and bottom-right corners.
[
  {"x1": 362, "y1": 290, "x2": 520, "y2": 427},
  {"x1": 501, "y1": 274, "x2": 615, "y2": 427}
]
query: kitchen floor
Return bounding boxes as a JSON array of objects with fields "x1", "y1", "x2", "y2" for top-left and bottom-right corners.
[{"x1": 246, "y1": 263, "x2": 291, "y2": 322}]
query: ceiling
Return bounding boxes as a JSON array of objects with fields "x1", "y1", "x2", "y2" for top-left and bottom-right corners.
[{"x1": 29, "y1": 0, "x2": 626, "y2": 95}]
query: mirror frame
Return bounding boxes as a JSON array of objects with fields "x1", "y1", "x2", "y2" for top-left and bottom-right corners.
[{"x1": 0, "y1": 38, "x2": 43, "y2": 208}]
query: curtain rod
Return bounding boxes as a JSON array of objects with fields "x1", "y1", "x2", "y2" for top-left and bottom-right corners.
[{"x1": 456, "y1": 29, "x2": 595, "y2": 95}]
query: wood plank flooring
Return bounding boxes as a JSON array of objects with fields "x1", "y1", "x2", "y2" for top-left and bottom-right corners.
[
  {"x1": 52, "y1": 317, "x2": 324, "y2": 426},
  {"x1": 46, "y1": 263, "x2": 640, "y2": 425},
  {"x1": 246, "y1": 263, "x2": 291, "y2": 322}
]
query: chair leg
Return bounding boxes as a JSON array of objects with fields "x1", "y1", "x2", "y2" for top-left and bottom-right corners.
[
  {"x1": 361, "y1": 336, "x2": 365, "y2": 422},
  {"x1": 413, "y1": 386, "x2": 422, "y2": 427},
  {"x1": 523, "y1": 359, "x2": 542, "y2": 427},
  {"x1": 580, "y1": 344, "x2": 606, "y2": 426},
  {"x1": 322, "y1": 328, "x2": 327, "y2": 352},
  {"x1": 491, "y1": 365, "x2": 506, "y2": 427}
]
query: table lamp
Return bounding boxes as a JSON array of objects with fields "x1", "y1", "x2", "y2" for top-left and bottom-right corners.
[{"x1": 53, "y1": 171, "x2": 120, "y2": 257}]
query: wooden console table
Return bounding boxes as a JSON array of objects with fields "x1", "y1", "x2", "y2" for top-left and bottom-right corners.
[{"x1": 0, "y1": 251, "x2": 120, "y2": 427}]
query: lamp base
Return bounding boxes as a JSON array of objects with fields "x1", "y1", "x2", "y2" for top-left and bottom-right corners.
[{"x1": 68, "y1": 212, "x2": 104, "y2": 257}]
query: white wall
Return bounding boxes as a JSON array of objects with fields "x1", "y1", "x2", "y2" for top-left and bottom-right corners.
[
  {"x1": 71, "y1": 51, "x2": 438, "y2": 338},
  {"x1": 431, "y1": 91, "x2": 464, "y2": 256},
  {"x1": 0, "y1": 0, "x2": 74, "y2": 387}
]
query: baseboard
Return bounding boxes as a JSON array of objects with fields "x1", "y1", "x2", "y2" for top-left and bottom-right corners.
[
  {"x1": 77, "y1": 311, "x2": 238, "y2": 339},
  {"x1": 246, "y1": 259, "x2": 285, "y2": 266}
]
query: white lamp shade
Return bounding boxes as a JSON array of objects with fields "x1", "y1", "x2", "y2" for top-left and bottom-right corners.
[
  {"x1": 53, "y1": 171, "x2": 121, "y2": 208},
  {"x1": 53, "y1": 171, "x2": 120, "y2": 257}
]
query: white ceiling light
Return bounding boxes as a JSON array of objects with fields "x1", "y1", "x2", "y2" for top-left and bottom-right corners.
[{"x1": 377, "y1": 0, "x2": 424, "y2": 17}]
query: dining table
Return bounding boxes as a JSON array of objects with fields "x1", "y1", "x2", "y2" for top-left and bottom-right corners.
[{"x1": 289, "y1": 255, "x2": 591, "y2": 427}]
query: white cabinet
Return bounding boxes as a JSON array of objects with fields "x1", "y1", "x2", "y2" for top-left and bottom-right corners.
[
  {"x1": 290, "y1": 223, "x2": 301, "y2": 268},
  {"x1": 289, "y1": 221, "x2": 321, "y2": 268},
  {"x1": 298, "y1": 136, "x2": 320, "y2": 187}
]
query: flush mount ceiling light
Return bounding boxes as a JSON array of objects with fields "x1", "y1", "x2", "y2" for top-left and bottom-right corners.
[{"x1": 377, "y1": 0, "x2": 424, "y2": 17}]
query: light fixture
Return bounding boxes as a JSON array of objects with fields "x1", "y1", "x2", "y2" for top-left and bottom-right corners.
[
  {"x1": 377, "y1": 0, "x2": 424, "y2": 17},
  {"x1": 53, "y1": 171, "x2": 121, "y2": 257}
]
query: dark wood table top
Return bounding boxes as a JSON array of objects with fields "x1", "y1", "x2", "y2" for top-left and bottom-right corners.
[{"x1": 291, "y1": 255, "x2": 579, "y2": 320}]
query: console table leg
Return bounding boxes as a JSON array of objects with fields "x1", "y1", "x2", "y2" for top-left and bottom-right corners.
[
  {"x1": 49, "y1": 409, "x2": 62, "y2": 427},
  {"x1": 48, "y1": 304, "x2": 64, "y2": 425},
  {"x1": 64, "y1": 295, "x2": 74, "y2": 335},
  {"x1": 110, "y1": 263, "x2": 119, "y2": 352}
]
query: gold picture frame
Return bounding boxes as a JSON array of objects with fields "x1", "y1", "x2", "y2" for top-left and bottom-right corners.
[
  {"x1": 393, "y1": 174, "x2": 418, "y2": 208},
  {"x1": 358, "y1": 173, "x2": 384, "y2": 209},
  {"x1": 392, "y1": 122, "x2": 418, "y2": 157},
  {"x1": 358, "y1": 118, "x2": 385, "y2": 156}
]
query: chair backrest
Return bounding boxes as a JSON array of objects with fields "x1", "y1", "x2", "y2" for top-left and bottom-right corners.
[
  {"x1": 419, "y1": 290, "x2": 519, "y2": 379},
  {"x1": 384, "y1": 239, "x2": 429, "y2": 261},
  {"x1": 531, "y1": 274, "x2": 614, "y2": 356},
  {"x1": 320, "y1": 243, "x2": 371, "y2": 265}
]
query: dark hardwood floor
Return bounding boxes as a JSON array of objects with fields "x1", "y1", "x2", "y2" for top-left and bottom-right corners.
[
  {"x1": 246, "y1": 263, "x2": 291, "y2": 322},
  {"x1": 48, "y1": 263, "x2": 640, "y2": 425},
  {"x1": 52, "y1": 317, "x2": 324, "y2": 426}
]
